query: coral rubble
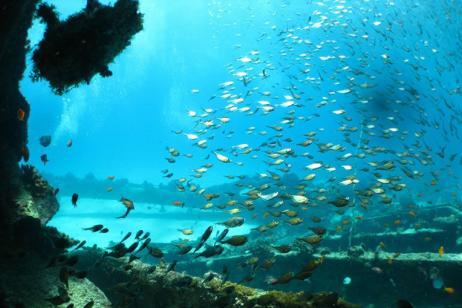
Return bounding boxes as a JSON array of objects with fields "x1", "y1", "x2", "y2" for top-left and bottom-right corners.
[{"x1": 75, "y1": 248, "x2": 358, "y2": 308}]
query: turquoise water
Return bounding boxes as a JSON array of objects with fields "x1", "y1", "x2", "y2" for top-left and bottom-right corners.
[
  {"x1": 19, "y1": 0, "x2": 462, "y2": 305},
  {"x1": 50, "y1": 196, "x2": 256, "y2": 247}
]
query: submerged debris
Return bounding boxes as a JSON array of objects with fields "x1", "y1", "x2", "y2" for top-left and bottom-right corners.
[{"x1": 32, "y1": 0, "x2": 143, "y2": 94}]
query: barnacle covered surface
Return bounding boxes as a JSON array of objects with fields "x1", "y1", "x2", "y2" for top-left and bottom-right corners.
[
  {"x1": 31, "y1": 0, "x2": 143, "y2": 94},
  {"x1": 75, "y1": 248, "x2": 358, "y2": 308},
  {"x1": 16, "y1": 165, "x2": 58, "y2": 224}
]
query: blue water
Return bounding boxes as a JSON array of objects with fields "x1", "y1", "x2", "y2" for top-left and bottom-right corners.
[{"x1": 18, "y1": 0, "x2": 462, "y2": 304}]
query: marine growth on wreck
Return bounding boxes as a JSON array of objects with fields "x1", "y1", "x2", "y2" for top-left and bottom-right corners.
[{"x1": 1, "y1": 0, "x2": 462, "y2": 307}]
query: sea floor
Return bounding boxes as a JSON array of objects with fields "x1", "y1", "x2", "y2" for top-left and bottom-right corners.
[{"x1": 49, "y1": 196, "x2": 256, "y2": 247}]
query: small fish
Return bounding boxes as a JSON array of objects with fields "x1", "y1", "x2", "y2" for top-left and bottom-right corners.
[
  {"x1": 194, "y1": 226, "x2": 213, "y2": 252},
  {"x1": 83, "y1": 300, "x2": 94, "y2": 308},
  {"x1": 172, "y1": 201, "x2": 185, "y2": 207},
  {"x1": 219, "y1": 217, "x2": 244, "y2": 228},
  {"x1": 329, "y1": 197, "x2": 350, "y2": 207},
  {"x1": 59, "y1": 267, "x2": 69, "y2": 288},
  {"x1": 21, "y1": 145, "x2": 30, "y2": 162},
  {"x1": 39, "y1": 135, "x2": 52, "y2": 147},
  {"x1": 148, "y1": 246, "x2": 164, "y2": 258},
  {"x1": 65, "y1": 255, "x2": 79, "y2": 267},
  {"x1": 272, "y1": 244, "x2": 291, "y2": 253},
  {"x1": 100, "y1": 227, "x2": 109, "y2": 233},
  {"x1": 174, "y1": 244, "x2": 192, "y2": 255},
  {"x1": 297, "y1": 235, "x2": 323, "y2": 245},
  {"x1": 371, "y1": 266, "x2": 383, "y2": 274},
  {"x1": 40, "y1": 154, "x2": 49, "y2": 164},
  {"x1": 396, "y1": 299, "x2": 413, "y2": 308},
  {"x1": 213, "y1": 151, "x2": 231, "y2": 163},
  {"x1": 443, "y1": 287, "x2": 455, "y2": 294},
  {"x1": 194, "y1": 245, "x2": 224, "y2": 258},
  {"x1": 72, "y1": 240, "x2": 86, "y2": 251},
  {"x1": 71, "y1": 270, "x2": 88, "y2": 279},
  {"x1": 117, "y1": 197, "x2": 134, "y2": 219},
  {"x1": 71, "y1": 193, "x2": 78, "y2": 207},
  {"x1": 83, "y1": 224, "x2": 104, "y2": 232},
  {"x1": 222, "y1": 235, "x2": 248, "y2": 246},
  {"x1": 215, "y1": 228, "x2": 229, "y2": 243},
  {"x1": 126, "y1": 242, "x2": 139, "y2": 254},
  {"x1": 120, "y1": 232, "x2": 132, "y2": 243},
  {"x1": 135, "y1": 230, "x2": 144, "y2": 240},
  {"x1": 166, "y1": 260, "x2": 177, "y2": 273},
  {"x1": 46, "y1": 290, "x2": 70, "y2": 305},
  {"x1": 137, "y1": 238, "x2": 151, "y2": 252},
  {"x1": 178, "y1": 229, "x2": 193, "y2": 236},
  {"x1": 438, "y1": 246, "x2": 444, "y2": 257},
  {"x1": 221, "y1": 265, "x2": 229, "y2": 284},
  {"x1": 66, "y1": 139, "x2": 73, "y2": 147},
  {"x1": 267, "y1": 272, "x2": 294, "y2": 285},
  {"x1": 17, "y1": 108, "x2": 26, "y2": 121}
]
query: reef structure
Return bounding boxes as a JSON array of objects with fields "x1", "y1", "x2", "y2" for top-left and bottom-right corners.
[{"x1": 32, "y1": 0, "x2": 143, "y2": 94}]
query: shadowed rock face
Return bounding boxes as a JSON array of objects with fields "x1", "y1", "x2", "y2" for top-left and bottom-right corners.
[
  {"x1": 32, "y1": 0, "x2": 143, "y2": 95},
  {"x1": 0, "y1": 0, "x2": 142, "y2": 224},
  {"x1": 0, "y1": 0, "x2": 36, "y2": 224},
  {"x1": 0, "y1": 0, "x2": 142, "y2": 306}
]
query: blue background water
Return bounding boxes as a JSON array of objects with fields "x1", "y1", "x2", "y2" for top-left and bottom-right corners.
[{"x1": 19, "y1": 0, "x2": 462, "y2": 246}]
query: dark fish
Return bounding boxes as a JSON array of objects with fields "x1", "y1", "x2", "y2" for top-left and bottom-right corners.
[
  {"x1": 135, "y1": 230, "x2": 144, "y2": 240},
  {"x1": 219, "y1": 217, "x2": 244, "y2": 228},
  {"x1": 120, "y1": 232, "x2": 132, "y2": 243},
  {"x1": 175, "y1": 244, "x2": 192, "y2": 255},
  {"x1": 54, "y1": 188, "x2": 60, "y2": 195},
  {"x1": 203, "y1": 272, "x2": 216, "y2": 283},
  {"x1": 194, "y1": 245, "x2": 224, "y2": 258},
  {"x1": 21, "y1": 145, "x2": 30, "y2": 162},
  {"x1": 310, "y1": 227, "x2": 327, "y2": 236},
  {"x1": 70, "y1": 270, "x2": 87, "y2": 279},
  {"x1": 100, "y1": 227, "x2": 109, "y2": 233},
  {"x1": 39, "y1": 135, "x2": 52, "y2": 147},
  {"x1": 46, "y1": 254, "x2": 67, "y2": 268},
  {"x1": 268, "y1": 272, "x2": 294, "y2": 285},
  {"x1": 83, "y1": 300, "x2": 94, "y2": 308},
  {"x1": 59, "y1": 267, "x2": 69, "y2": 288},
  {"x1": 128, "y1": 254, "x2": 139, "y2": 263},
  {"x1": 137, "y1": 238, "x2": 151, "y2": 253},
  {"x1": 194, "y1": 226, "x2": 213, "y2": 253},
  {"x1": 396, "y1": 299, "x2": 413, "y2": 308},
  {"x1": 222, "y1": 265, "x2": 229, "y2": 284},
  {"x1": 40, "y1": 154, "x2": 49, "y2": 164},
  {"x1": 215, "y1": 228, "x2": 229, "y2": 244},
  {"x1": 166, "y1": 260, "x2": 177, "y2": 273},
  {"x1": 66, "y1": 255, "x2": 79, "y2": 267},
  {"x1": 222, "y1": 235, "x2": 248, "y2": 246},
  {"x1": 140, "y1": 232, "x2": 150, "y2": 241},
  {"x1": 71, "y1": 193, "x2": 78, "y2": 207},
  {"x1": 147, "y1": 246, "x2": 164, "y2": 258},
  {"x1": 72, "y1": 240, "x2": 86, "y2": 251},
  {"x1": 272, "y1": 244, "x2": 291, "y2": 253},
  {"x1": 107, "y1": 243, "x2": 127, "y2": 258},
  {"x1": 46, "y1": 287, "x2": 70, "y2": 305},
  {"x1": 328, "y1": 197, "x2": 350, "y2": 207},
  {"x1": 126, "y1": 242, "x2": 139, "y2": 254},
  {"x1": 83, "y1": 224, "x2": 104, "y2": 232}
]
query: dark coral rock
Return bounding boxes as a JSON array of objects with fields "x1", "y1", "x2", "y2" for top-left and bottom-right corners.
[
  {"x1": 32, "y1": 0, "x2": 143, "y2": 94},
  {"x1": 16, "y1": 164, "x2": 59, "y2": 223}
]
